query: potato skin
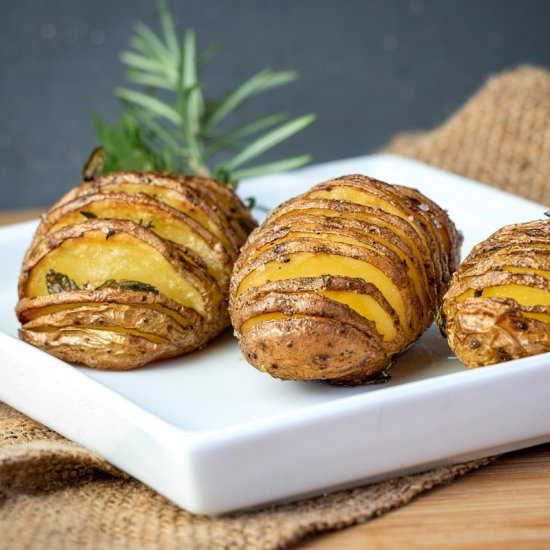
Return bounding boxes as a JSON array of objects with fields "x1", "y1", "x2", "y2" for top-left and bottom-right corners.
[
  {"x1": 19, "y1": 326, "x2": 180, "y2": 371},
  {"x1": 17, "y1": 171, "x2": 255, "y2": 370},
  {"x1": 442, "y1": 219, "x2": 550, "y2": 368},
  {"x1": 240, "y1": 317, "x2": 386, "y2": 384},
  {"x1": 230, "y1": 174, "x2": 461, "y2": 384},
  {"x1": 16, "y1": 289, "x2": 201, "y2": 326},
  {"x1": 444, "y1": 298, "x2": 550, "y2": 367}
]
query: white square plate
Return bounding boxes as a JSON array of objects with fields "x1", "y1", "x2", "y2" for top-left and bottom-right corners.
[{"x1": 1, "y1": 154, "x2": 549, "y2": 515}]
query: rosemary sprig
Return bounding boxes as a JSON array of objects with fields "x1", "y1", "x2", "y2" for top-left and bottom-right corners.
[{"x1": 89, "y1": 0, "x2": 316, "y2": 188}]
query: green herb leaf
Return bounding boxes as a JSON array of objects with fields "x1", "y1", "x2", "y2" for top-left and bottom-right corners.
[
  {"x1": 178, "y1": 32, "x2": 206, "y2": 173},
  {"x1": 80, "y1": 211, "x2": 98, "y2": 219},
  {"x1": 223, "y1": 114, "x2": 316, "y2": 171},
  {"x1": 95, "y1": 279, "x2": 160, "y2": 294},
  {"x1": 231, "y1": 154, "x2": 311, "y2": 180},
  {"x1": 220, "y1": 112, "x2": 288, "y2": 141},
  {"x1": 46, "y1": 270, "x2": 80, "y2": 294},
  {"x1": 138, "y1": 218, "x2": 155, "y2": 229},
  {"x1": 116, "y1": 88, "x2": 181, "y2": 124},
  {"x1": 134, "y1": 22, "x2": 173, "y2": 65},
  {"x1": 90, "y1": 0, "x2": 316, "y2": 196},
  {"x1": 126, "y1": 70, "x2": 174, "y2": 90},
  {"x1": 205, "y1": 69, "x2": 297, "y2": 128},
  {"x1": 120, "y1": 51, "x2": 166, "y2": 75},
  {"x1": 198, "y1": 41, "x2": 221, "y2": 67},
  {"x1": 129, "y1": 106, "x2": 188, "y2": 158},
  {"x1": 93, "y1": 113, "x2": 163, "y2": 172},
  {"x1": 159, "y1": 0, "x2": 179, "y2": 60}
]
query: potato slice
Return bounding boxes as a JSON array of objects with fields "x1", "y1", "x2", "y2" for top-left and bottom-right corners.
[
  {"x1": 170, "y1": 173, "x2": 257, "y2": 237},
  {"x1": 233, "y1": 276, "x2": 402, "y2": 356},
  {"x1": 20, "y1": 219, "x2": 226, "y2": 334},
  {"x1": 22, "y1": 303, "x2": 195, "y2": 347},
  {"x1": 230, "y1": 174, "x2": 460, "y2": 383},
  {"x1": 31, "y1": 192, "x2": 233, "y2": 291},
  {"x1": 246, "y1": 215, "x2": 432, "y2": 313},
  {"x1": 18, "y1": 171, "x2": 256, "y2": 370},
  {"x1": 19, "y1": 325, "x2": 181, "y2": 370},
  {"x1": 392, "y1": 183, "x2": 461, "y2": 274},
  {"x1": 16, "y1": 289, "x2": 209, "y2": 367},
  {"x1": 56, "y1": 172, "x2": 249, "y2": 258},
  {"x1": 17, "y1": 290, "x2": 200, "y2": 328},
  {"x1": 444, "y1": 298, "x2": 550, "y2": 367},
  {"x1": 236, "y1": 244, "x2": 415, "y2": 335},
  {"x1": 306, "y1": 179, "x2": 449, "y2": 281},
  {"x1": 445, "y1": 270, "x2": 550, "y2": 307},
  {"x1": 257, "y1": 198, "x2": 444, "y2": 298},
  {"x1": 442, "y1": 220, "x2": 550, "y2": 368}
]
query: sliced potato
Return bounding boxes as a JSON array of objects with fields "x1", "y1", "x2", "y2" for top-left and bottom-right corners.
[
  {"x1": 30, "y1": 192, "x2": 233, "y2": 290},
  {"x1": 306, "y1": 180, "x2": 448, "y2": 281},
  {"x1": 233, "y1": 276, "x2": 403, "y2": 364},
  {"x1": 54, "y1": 172, "x2": 248, "y2": 258},
  {"x1": 17, "y1": 289, "x2": 201, "y2": 330},
  {"x1": 253, "y1": 198, "x2": 444, "y2": 298},
  {"x1": 442, "y1": 219, "x2": 550, "y2": 368},
  {"x1": 230, "y1": 174, "x2": 460, "y2": 384},
  {"x1": 234, "y1": 242, "x2": 419, "y2": 336},
  {"x1": 244, "y1": 214, "x2": 432, "y2": 314},
  {"x1": 22, "y1": 304, "x2": 191, "y2": 346},
  {"x1": 17, "y1": 170, "x2": 256, "y2": 370},
  {"x1": 19, "y1": 326, "x2": 180, "y2": 370},
  {"x1": 171, "y1": 173, "x2": 257, "y2": 237}
]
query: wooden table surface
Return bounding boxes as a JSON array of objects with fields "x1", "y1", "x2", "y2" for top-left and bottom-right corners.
[{"x1": 3, "y1": 210, "x2": 550, "y2": 549}]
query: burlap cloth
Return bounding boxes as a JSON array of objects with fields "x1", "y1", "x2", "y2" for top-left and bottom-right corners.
[{"x1": 1, "y1": 65, "x2": 548, "y2": 549}]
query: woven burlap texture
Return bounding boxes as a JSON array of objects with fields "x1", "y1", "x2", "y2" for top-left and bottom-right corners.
[
  {"x1": 386, "y1": 65, "x2": 550, "y2": 206},
  {"x1": 1, "y1": 65, "x2": 548, "y2": 550}
]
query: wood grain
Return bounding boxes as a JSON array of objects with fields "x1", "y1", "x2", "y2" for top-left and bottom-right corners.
[
  {"x1": 303, "y1": 444, "x2": 550, "y2": 549},
  {"x1": 2, "y1": 209, "x2": 550, "y2": 549}
]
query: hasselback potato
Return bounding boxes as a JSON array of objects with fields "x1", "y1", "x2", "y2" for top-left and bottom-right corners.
[
  {"x1": 17, "y1": 171, "x2": 256, "y2": 369},
  {"x1": 230, "y1": 174, "x2": 461, "y2": 384},
  {"x1": 442, "y1": 219, "x2": 550, "y2": 368}
]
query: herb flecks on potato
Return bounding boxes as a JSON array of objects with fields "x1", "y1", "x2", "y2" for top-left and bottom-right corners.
[
  {"x1": 229, "y1": 174, "x2": 461, "y2": 384},
  {"x1": 17, "y1": 172, "x2": 255, "y2": 370},
  {"x1": 442, "y1": 219, "x2": 550, "y2": 368}
]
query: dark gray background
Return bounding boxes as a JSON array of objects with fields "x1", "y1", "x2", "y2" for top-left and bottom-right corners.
[{"x1": 1, "y1": 0, "x2": 549, "y2": 209}]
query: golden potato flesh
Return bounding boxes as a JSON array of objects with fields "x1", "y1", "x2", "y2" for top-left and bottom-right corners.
[
  {"x1": 238, "y1": 252, "x2": 409, "y2": 330},
  {"x1": 442, "y1": 219, "x2": 550, "y2": 368},
  {"x1": 230, "y1": 174, "x2": 461, "y2": 384},
  {"x1": 34, "y1": 193, "x2": 233, "y2": 290},
  {"x1": 22, "y1": 224, "x2": 207, "y2": 315},
  {"x1": 17, "y1": 171, "x2": 256, "y2": 369},
  {"x1": 52, "y1": 171, "x2": 252, "y2": 258}
]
